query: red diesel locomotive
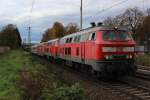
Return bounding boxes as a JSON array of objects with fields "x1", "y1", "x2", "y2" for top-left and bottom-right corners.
[{"x1": 32, "y1": 24, "x2": 137, "y2": 78}]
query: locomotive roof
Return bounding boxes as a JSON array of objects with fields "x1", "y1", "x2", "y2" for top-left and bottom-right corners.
[{"x1": 61, "y1": 26, "x2": 101, "y2": 39}]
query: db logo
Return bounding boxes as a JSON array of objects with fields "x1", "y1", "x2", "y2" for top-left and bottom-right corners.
[{"x1": 117, "y1": 47, "x2": 123, "y2": 52}]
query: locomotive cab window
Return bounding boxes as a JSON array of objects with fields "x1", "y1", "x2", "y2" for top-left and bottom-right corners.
[
  {"x1": 103, "y1": 31, "x2": 132, "y2": 41},
  {"x1": 80, "y1": 34, "x2": 89, "y2": 42},
  {"x1": 89, "y1": 33, "x2": 96, "y2": 41}
]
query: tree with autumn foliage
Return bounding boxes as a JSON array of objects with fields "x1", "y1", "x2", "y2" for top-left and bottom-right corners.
[
  {"x1": 41, "y1": 22, "x2": 65, "y2": 42},
  {"x1": 41, "y1": 22, "x2": 79, "y2": 42},
  {"x1": 0, "y1": 24, "x2": 22, "y2": 49},
  {"x1": 65, "y1": 23, "x2": 79, "y2": 35}
]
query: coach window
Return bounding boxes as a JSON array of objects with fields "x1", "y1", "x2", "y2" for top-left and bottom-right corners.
[
  {"x1": 66, "y1": 38, "x2": 69, "y2": 43},
  {"x1": 81, "y1": 34, "x2": 88, "y2": 42},
  {"x1": 91, "y1": 33, "x2": 96, "y2": 41},
  {"x1": 74, "y1": 36, "x2": 77, "y2": 42},
  {"x1": 68, "y1": 38, "x2": 70, "y2": 43},
  {"x1": 76, "y1": 36, "x2": 79, "y2": 42},
  {"x1": 77, "y1": 35, "x2": 81, "y2": 42},
  {"x1": 80, "y1": 34, "x2": 84, "y2": 42},
  {"x1": 69, "y1": 38, "x2": 72, "y2": 43}
]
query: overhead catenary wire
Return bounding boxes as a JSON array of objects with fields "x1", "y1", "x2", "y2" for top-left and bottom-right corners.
[{"x1": 89, "y1": 0, "x2": 129, "y2": 22}]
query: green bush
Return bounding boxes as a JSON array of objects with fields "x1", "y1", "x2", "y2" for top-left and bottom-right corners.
[
  {"x1": 135, "y1": 54, "x2": 150, "y2": 67},
  {"x1": 42, "y1": 83, "x2": 86, "y2": 100}
]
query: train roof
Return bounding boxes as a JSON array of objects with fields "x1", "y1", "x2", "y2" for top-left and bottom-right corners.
[
  {"x1": 35, "y1": 38, "x2": 59, "y2": 45},
  {"x1": 34, "y1": 42, "x2": 47, "y2": 46},
  {"x1": 47, "y1": 38, "x2": 59, "y2": 43}
]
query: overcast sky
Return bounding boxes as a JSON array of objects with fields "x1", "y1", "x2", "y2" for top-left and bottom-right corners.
[{"x1": 0, "y1": 0, "x2": 149, "y2": 43}]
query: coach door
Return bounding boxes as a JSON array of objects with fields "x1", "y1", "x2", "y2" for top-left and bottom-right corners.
[{"x1": 81, "y1": 42, "x2": 85, "y2": 64}]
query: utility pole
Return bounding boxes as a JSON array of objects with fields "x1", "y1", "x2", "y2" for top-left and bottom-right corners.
[
  {"x1": 80, "y1": 0, "x2": 83, "y2": 30},
  {"x1": 28, "y1": 26, "x2": 31, "y2": 46}
]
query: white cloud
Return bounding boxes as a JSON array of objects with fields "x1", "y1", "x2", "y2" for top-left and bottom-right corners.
[{"x1": 0, "y1": 0, "x2": 149, "y2": 42}]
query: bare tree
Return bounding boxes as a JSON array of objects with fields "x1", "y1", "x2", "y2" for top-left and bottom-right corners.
[
  {"x1": 103, "y1": 15, "x2": 127, "y2": 27},
  {"x1": 147, "y1": 8, "x2": 150, "y2": 16},
  {"x1": 122, "y1": 7, "x2": 144, "y2": 34},
  {"x1": 103, "y1": 7, "x2": 144, "y2": 40},
  {"x1": 103, "y1": 17, "x2": 114, "y2": 26},
  {"x1": 104, "y1": 7, "x2": 144, "y2": 30}
]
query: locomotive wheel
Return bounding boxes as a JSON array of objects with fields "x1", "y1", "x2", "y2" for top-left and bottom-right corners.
[
  {"x1": 129, "y1": 64, "x2": 137, "y2": 76},
  {"x1": 73, "y1": 63, "x2": 81, "y2": 71},
  {"x1": 96, "y1": 71, "x2": 102, "y2": 80},
  {"x1": 91, "y1": 70, "x2": 102, "y2": 79},
  {"x1": 61, "y1": 60, "x2": 66, "y2": 66}
]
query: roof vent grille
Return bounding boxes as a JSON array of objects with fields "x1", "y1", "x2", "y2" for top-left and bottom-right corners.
[
  {"x1": 90, "y1": 22, "x2": 96, "y2": 27},
  {"x1": 97, "y1": 22, "x2": 103, "y2": 26}
]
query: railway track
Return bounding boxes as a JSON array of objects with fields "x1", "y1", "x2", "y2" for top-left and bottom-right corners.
[
  {"x1": 118, "y1": 78, "x2": 150, "y2": 100},
  {"x1": 100, "y1": 81, "x2": 150, "y2": 100},
  {"x1": 136, "y1": 65, "x2": 150, "y2": 80},
  {"x1": 33, "y1": 55, "x2": 150, "y2": 100},
  {"x1": 109, "y1": 65, "x2": 150, "y2": 100},
  {"x1": 138, "y1": 65, "x2": 150, "y2": 71}
]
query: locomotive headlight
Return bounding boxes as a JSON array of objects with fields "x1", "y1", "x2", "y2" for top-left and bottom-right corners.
[
  {"x1": 102, "y1": 47, "x2": 116, "y2": 52},
  {"x1": 123, "y1": 47, "x2": 134, "y2": 52},
  {"x1": 129, "y1": 55, "x2": 133, "y2": 59},
  {"x1": 126, "y1": 55, "x2": 133, "y2": 59},
  {"x1": 105, "y1": 55, "x2": 113, "y2": 60},
  {"x1": 105, "y1": 55, "x2": 109, "y2": 59}
]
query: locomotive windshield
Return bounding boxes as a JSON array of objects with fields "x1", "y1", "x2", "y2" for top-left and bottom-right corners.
[{"x1": 103, "y1": 30, "x2": 132, "y2": 41}]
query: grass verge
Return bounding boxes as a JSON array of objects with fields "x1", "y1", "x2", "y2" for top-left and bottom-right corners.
[
  {"x1": 0, "y1": 50, "x2": 85, "y2": 100},
  {"x1": 0, "y1": 50, "x2": 30, "y2": 100}
]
